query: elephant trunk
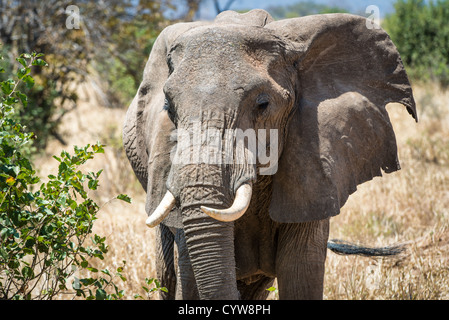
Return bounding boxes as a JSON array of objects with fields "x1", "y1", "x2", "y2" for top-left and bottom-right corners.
[
  {"x1": 182, "y1": 206, "x2": 239, "y2": 299},
  {"x1": 178, "y1": 165, "x2": 240, "y2": 299},
  {"x1": 156, "y1": 115, "x2": 256, "y2": 299}
]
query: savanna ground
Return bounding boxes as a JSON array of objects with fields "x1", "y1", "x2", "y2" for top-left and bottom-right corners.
[{"x1": 34, "y1": 77, "x2": 449, "y2": 300}]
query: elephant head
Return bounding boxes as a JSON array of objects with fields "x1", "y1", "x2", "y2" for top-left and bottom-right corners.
[{"x1": 123, "y1": 10, "x2": 417, "y2": 300}]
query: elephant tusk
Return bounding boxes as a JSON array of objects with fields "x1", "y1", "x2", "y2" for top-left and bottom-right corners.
[
  {"x1": 146, "y1": 190, "x2": 176, "y2": 228},
  {"x1": 200, "y1": 183, "x2": 252, "y2": 222}
]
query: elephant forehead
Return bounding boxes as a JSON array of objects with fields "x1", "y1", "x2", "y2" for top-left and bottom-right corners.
[
  {"x1": 165, "y1": 26, "x2": 286, "y2": 102},
  {"x1": 176, "y1": 25, "x2": 258, "y2": 48},
  {"x1": 170, "y1": 25, "x2": 283, "y2": 66},
  {"x1": 187, "y1": 28, "x2": 244, "y2": 51}
]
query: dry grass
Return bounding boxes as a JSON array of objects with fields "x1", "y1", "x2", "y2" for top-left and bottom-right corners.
[{"x1": 34, "y1": 80, "x2": 449, "y2": 300}]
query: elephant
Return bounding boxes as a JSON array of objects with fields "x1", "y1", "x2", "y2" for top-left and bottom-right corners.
[{"x1": 123, "y1": 9, "x2": 417, "y2": 300}]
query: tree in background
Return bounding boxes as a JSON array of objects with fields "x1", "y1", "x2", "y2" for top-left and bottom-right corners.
[
  {"x1": 266, "y1": 1, "x2": 348, "y2": 19},
  {"x1": 383, "y1": 0, "x2": 449, "y2": 86},
  {"x1": 0, "y1": 0, "x2": 172, "y2": 151},
  {"x1": 93, "y1": 1, "x2": 173, "y2": 108},
  {"x1": 176, "y1": 0, "x2": 237, "y2": 20}
]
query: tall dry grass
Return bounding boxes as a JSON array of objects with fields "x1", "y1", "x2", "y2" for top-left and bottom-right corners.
[{"x1": 34, "y1": 79, "x2": 449, "y2": 300}]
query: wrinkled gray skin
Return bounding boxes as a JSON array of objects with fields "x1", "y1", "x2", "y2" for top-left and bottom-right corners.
[{"x1": 123, "y1": 10, "x2": 417, "y2": 300}]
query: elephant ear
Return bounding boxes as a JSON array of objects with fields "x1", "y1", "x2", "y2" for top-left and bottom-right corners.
[
  {"x1": 265, "y1": 14, "x2": 417, "y2": 223},
  {"x1": 123, "y1": 21, "x2": 207, "y2": 228}
]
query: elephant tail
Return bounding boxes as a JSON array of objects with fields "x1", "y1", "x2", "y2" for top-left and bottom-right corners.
[{"x1": 327, "y1": 239, "x2": 406, "y2": 257}]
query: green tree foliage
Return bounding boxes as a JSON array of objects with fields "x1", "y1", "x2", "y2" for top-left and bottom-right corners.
[
  {"x1": 0, "y1": 0, "x2": 173, "y2": 150},
  {"x1": 383, "y1": 0, "x2": 449, "y2": 86},
  {"x1": 267, "y1": 1, "x2": 348, "y2": 19},
  {"x1": 95, "y1": 1, "x2": 173, "y2": 107},
  {"x1": 0, "y1": 52, "x2": 132, "y2": 300}
]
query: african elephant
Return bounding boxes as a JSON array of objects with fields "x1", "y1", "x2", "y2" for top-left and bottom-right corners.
[{"x1": 123, "y1": 9, "x2": 417, "y2": 300}]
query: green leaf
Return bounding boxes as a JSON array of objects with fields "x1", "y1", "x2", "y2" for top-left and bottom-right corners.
[
  {"x1": 95, "y1": 289, "x2": 107, "y2": 300},
  {"x1": 1, "y1": 79, "x2": 14, "y2": 95},
  {"x1": 21, "y1": 266, "x2": 34, "y2": 278},
  {"x1": 17, "y1": 67, "x2": 30, "y2": 79},
  {"x1": 80, "y1": 278, "x2": 95, "y2": 286},
  {"x1": 16, "y1": 91, "x2": 28, "y2": 107},
  {"x1": 95, "y1": 169, "x2": 103, "y2": 178},
  {"x1": 32, "y1": 59, "x2": 48, "y2": 67},
  {"x1": 57, "y1": 194, "x2": 67, "y2": 206},
  {"x1": 16, "y1": 57, "x2": 27, "y2": 68},
  {"x1": 4, "y1": 95, "x2": 18, "y2": 105},
  {"x1": 22, "y1": 75, "x2": 35, "y2": 89},
  {"x1": 58, "y1": 161, "x2": 68, "y2": 173},
  {"x1": 116, "y1": 194, "x2": 131, "y2": 203},
  {"x1": 88, "y1": 179, "x2": 99, "y2": 190},
  {"x1": 91, "y1": 143, "x2": 105, "y2": 154},
  {"x1": 0, "y1": 248, "x2": 8, "y2": 260},
  {"x1": 118, "y1": 275, "x2": 127, "y2": 282},
  {"x1": 101, "y1": 269, "x2": 111, "y2": 276}
]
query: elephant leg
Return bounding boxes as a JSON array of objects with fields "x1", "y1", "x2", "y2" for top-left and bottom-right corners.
[
  {"x1": 155, "y1": 224, "x2": 177, "y2": 300},
  {"x1": 237, "y1": 275, "x2": 275, "y2": 300},
  {"x1": 174, "y1": 228, "x2": 200, "y2": 300},
  {"x1": 275, "y1": 219, "x2": 329, "y2": 300}
]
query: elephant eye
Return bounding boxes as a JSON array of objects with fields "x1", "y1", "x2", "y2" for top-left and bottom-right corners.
[
  {"x1": 163, "y1": 98, "x2": 170, "y2": 111},
  {"x1": 258, "y1": 101, "x2": 269, "y2": 110},
  {"x1": 164, "y1": 98, "x2": 176, "y2": 122},
  {"x1": 256, "y1": 94, "x2": 270, "y2": 111}
]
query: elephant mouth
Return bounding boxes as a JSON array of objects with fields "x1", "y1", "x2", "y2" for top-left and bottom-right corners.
[{"x1": 145, "y1": 182, "x2": 253, "y2": 228}]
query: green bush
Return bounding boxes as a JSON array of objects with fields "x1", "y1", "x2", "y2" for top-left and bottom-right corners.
[
  {"x1": 0, "y1": 51, "x2": 132, "y2": 300},
  {"x1": 384, "y1": 0, "x2": 449, "y2": 86}
]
